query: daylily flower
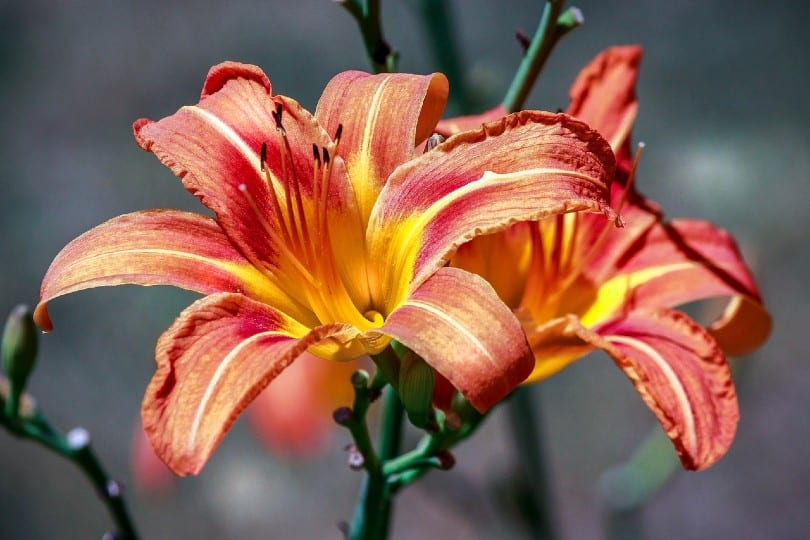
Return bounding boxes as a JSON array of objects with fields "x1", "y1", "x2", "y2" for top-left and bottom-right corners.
[
  {"x1": 34, "y1": 62, "x2": 617, "y2": 474},
  {"x1": 448, "y1": 46, "x2": 771, "y2": 470}
]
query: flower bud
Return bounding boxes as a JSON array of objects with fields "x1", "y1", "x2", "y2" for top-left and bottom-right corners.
[
  {"x1": 398, "y1": 351, "x2": 435, "y2": 429},
  {"x1": 2, "y1": 305, "x2": 38, "y2": 416}
]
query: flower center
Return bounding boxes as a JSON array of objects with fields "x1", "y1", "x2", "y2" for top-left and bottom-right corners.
[
  {"x1": 238, "y1": 103, "x2": 379, "y2": 331},
  {"x1": 523, "y1": 143, "x2": 645, "y2": 321}
]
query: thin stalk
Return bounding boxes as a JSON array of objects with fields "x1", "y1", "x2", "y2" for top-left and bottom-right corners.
[
  {"x1": 338, "y1": 0, "x2": 397, "y2": 73},
  {"x1": 374, "y1": 386, "x2": 404, "y2": 538},
  {"x1": 344, "y1": 356, "x2": 405, "y2": 540},
  {"x1": 0, "y1": 413, "x2": 138, "y2": 539},
  {"x1": 502, "y1": 1, "x2": 583, "y2": 113},
  {"x1": 507, "y1": 386, "x2": 555, "y2": 540}
]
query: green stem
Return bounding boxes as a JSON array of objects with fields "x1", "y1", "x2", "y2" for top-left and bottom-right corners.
[
  {"x1": 338, "y1": 0, "x2": 397, "y2": 73},
  {"x1": 346, "y1": 386, "x2": 404, "y2": 540},
  {"x1": 1, "y1": 412, "x2": 139, "y2": 539},
  {"x1": 343, "y1": 353, "x2": 406, "y2": 540},
  {"x1": 375, "y1": 386, "x2": 404, "y2": 538},
  {"x1": 507, "y1": 386, "x2": 555, "y2": 540},
  {"x1": 502, "y1": 1, "x2": 583, "y2": 113}
]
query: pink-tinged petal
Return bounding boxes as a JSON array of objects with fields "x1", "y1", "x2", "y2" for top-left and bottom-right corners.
[
  {"x1": 200, "y1": 61, "x2": 271, "y2": 98},
  {"x1": 377, "y1": 267, "x2": 533, "y2": 413},
  {"x1": 133, "y1": 63, "x2": 359, "y2": 286},
  {"x1": 579, "y1": 219, "x2": 771, "y2": 356},
  {"x1": 315, "y1": 71, "x2": 449, "y2": 225},
  {"x1": 435, "y1": 105, "x2": 508, "y2": 137},
  {"x1": 33, "y1": 210, "x2": 312, "y2": 332},
  {"x1": 142, "y1": 292, "x2": 357, "y2": 475},
  {"x1": 567, "y1": 45, "x2": 642, "y2": 155},
  {"x1": 577, "y1": 186, "x2": 663, "y2": 284},
  {"x1": 368, "y1": 111, "x2": 616, "y2": 310},
  {"x1": 594, "y1": 309, "x2": 738, "y2": 470},
  {"x1": 529, "y1": 309, "x2": 738, "y2": 470},
  {"x1": 247, "y1": 352, "x2": 361, "y2": 458}
]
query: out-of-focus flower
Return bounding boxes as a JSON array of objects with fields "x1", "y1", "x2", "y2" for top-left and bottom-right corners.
[
  {"x1": 450, "y1": 46, "x2": 771, "y2": 470},
  {"x1": 246, "y1": 353, "x2": 362, "y2": 458},
  {"x1": 35, "y1": 62, "x2": 616, "y2": 474}
]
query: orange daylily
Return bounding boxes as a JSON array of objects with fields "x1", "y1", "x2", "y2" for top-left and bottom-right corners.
[
  {"x1": 448, "y1": 46, "x2": 771, "y2": 470},
  {"x1": 35, "y1": 62, "x2": 617, "y2": 475}
]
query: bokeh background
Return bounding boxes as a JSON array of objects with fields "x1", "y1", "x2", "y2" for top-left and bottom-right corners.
[{"x1": 1, "y1": 0, "x2": 807, "y2": 538}]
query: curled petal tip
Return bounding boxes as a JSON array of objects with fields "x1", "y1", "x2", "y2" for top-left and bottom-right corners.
[
  {"x1": 201, "y1": 61, "x2": 272, "y2": 99},
  {"x1": 32, "y1": 303, "x2": 53, "y2": 333}
]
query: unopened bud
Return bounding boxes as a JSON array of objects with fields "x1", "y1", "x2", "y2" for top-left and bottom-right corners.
[
  {"x1": 2, "y1": 305, "x2": 39, "y2": 416},
  {"x1": 398, "y1": 351, "x2": 435, "y2": 429}
]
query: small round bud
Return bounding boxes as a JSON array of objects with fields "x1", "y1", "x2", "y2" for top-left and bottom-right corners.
[
  {"x1": 436, "y1": 450, "x2": 456, "y2": 470},
  {"x1": 350, "y1": 369, "x2": 369, "y2": 389},
  {"x1": 67, "y1": 427, "x2": 91, "y2": 450},
  {"x1": 346, "y1": 445, "x2": 365, "y2": 471},
  {"x1": 333, "y1": 406, "x2": 353, "y2": 426},
  {"x1": 105, "y1": 480, "x2": 122, "y2": 499}
]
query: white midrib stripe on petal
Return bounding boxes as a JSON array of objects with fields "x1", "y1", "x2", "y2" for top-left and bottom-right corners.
[
  {"x1": 186, "y1": 105, "x2": 285, "y2": 200},
  {"x1": 404, "y1": 298, "x2": 496, "y2": 370},
  {"x1": 187, "y1": 330, "x2": 284, "y2": 453},
  {"x1": 607, "y1": 334, "x2": 697, "y2": 456}
]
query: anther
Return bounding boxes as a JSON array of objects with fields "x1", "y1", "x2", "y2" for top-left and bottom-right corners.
[
  {"x1": 334, "y1": 123, "x2": 344, "y2": 145},
  {"x1": 272, "y1": 102, "x2": 283, "y2": 128},
  {"x1": 312, "y1": 143, "x2": 321, "y2": 168},
  {"x1": 322, "y1": 147, "x2": 330, "y2": 166},
  {"x1": 260, "y1": 142, "x2": 267, "y2": 172}
]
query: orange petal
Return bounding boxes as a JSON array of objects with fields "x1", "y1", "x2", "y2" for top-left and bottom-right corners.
[
  {"x1": 567, "y1": 45, "x2": 642, "y2": 156},
  {"x1": 594, "y1": 309, "x2": 739, "y2": 470},
  {"x1": 33, "y1": 210, "x2": 311, "y2": 332},
  {"x1": 368, "y1": 111, "x2": 616, "y2": 310},
  {"x1": 379, "y1": 267, "x2": 533, "y2": 413},
  {"x1": 315, "y1": 71, "x2": 449, "y2": 225},
  {"x1": 435, "y1": 105, "x2": 508, "y2": 137},
  {"x1": 530, "y1": 309, "x2": 739, "y2": 470},
  {"x1": 142, "y1": 292, "x2": 355, "y2": 475},
  {"x1": 580, "y1": 219, "x2": 771, "y2": 357},
  {"x1": 133, "y1": 62, "x2": 359, "y2": 284}
]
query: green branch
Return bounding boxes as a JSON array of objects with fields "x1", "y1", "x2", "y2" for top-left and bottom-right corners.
[
  {"x1": 337, "y1": 0, "x2": 398, "y2": 73},
  {"x1": 502, "y1": 2, "x2": 584, "y2": 112},
  {"x1": 1, "y1": 306, "x2": 139, "y2": 539},
  {"x1": 1, "y1": 392, "x2": 139, "y2": 539}
]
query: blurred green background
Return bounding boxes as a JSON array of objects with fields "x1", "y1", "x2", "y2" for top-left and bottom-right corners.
[{"x1": 1, "y1": 1, "x2": 806, "y2": 538}]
